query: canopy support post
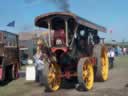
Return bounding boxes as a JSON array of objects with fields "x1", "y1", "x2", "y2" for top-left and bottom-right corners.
[
  {"x1": 48, "y1": 20, "x2": 51, "y2": 47},
  {"x1": 65, "y1": 19, "x2": 68, "y2": 47},
  {"x1": 69, "y1": 24, "x2": 78, "y2": 48}
]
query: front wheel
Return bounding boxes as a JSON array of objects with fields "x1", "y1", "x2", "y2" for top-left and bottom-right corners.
[
  {"x1": 77, "y1": 58, "x2": 94, "y2": 91},
  {"x1": 42, "y1": 61, "x2": 61, "y2": 92}
]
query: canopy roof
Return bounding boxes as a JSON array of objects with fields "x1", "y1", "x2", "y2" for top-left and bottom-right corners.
[{"x1": 35, "y1": 12, "x2": 106, "y2": 32}]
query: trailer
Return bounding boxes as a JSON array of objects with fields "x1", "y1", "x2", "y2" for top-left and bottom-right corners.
[{"x1": 0, "y1": 30, "x2": 20, "y2": 81}]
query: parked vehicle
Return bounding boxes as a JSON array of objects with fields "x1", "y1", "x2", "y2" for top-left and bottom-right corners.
[
  {"x1": 35, "y1": 12, "x2": 109, "y2": 91},
  {"x1": 19, "y1": 47, "x2": 29, "y2": 65},
  {"x1": 0, "y1": 30, "x2": 20, "y2": 81}
]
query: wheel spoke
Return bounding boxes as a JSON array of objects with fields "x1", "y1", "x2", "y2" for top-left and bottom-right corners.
[
  {"x1": 83, "y1": 63, "x2": 93, "y2": 90},
  {"x1": 83, "y1": 64, "x2": 88, "y2": 80},
  {"x1": 101, "y1": 49, "x2": 109, "y2": 81},
  {"x1": 47, "y1": 63, "x2": 61, "y2": 91}
]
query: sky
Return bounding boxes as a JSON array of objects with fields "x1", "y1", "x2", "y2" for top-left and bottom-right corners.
[{"x1": 0, "y1": 0, "x2": 128, "y2": 42}]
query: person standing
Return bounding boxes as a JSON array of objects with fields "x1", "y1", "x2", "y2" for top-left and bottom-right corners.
[
  {"x1": 123, "y1": 47, "x2": 126, "y2": 55},
  {"x1": 33, "y1": 39, "x2": 45, "y2": 85},
  {"x1": 108, "y1": 48, "x2": 115, "y2": 69}
]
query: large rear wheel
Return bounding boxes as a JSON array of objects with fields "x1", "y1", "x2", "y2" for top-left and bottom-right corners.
[
  {"x1": 43, "y1": 61, "x2": 61, "y2": 91},
  {"x1": 93, "y1": 44, "x2": 109, "y2": 81},
  {"x1": 77, "y1": 58, "x2": 94, "y2": 91}
]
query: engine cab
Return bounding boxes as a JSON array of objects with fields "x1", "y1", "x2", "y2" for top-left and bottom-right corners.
[{"x1": 53, "y1": 29, "x2": 66, "y2": 46}]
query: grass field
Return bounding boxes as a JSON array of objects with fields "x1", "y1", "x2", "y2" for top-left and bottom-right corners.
[
  {"x1": 115, "y1": 55, "x2": 128, "y2": 68},
  {"x1": 0, "y1": 55, "x2": 128, "y2": 96}
]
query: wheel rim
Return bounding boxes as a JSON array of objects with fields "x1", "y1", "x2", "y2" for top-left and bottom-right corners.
[
  {"x1": 82, "y1": 63, "x2": 94, "y2": 90},
  {"x1": 101, "y1": 48, "x2": 109, "y2": 81},
  {"x1": 48, "y1": 64, "x2": 61, "y2": 91}
]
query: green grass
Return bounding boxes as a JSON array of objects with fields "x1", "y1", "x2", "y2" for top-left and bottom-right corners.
[
  {"x1": 115, "y1": 55, "x2": 128, "y2": 68},
  {"x1": 0, "y1": 55, "x2": 128, "y2": 96}
]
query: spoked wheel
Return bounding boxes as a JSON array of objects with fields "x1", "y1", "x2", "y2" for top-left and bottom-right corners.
[
  {"x1": 101, "y1": 46, "x2": 109, "y2": 81},
  {"x1": 43, "y1": 62, "x2": 61, "y2": 92},
  {"x1": 93, "y1": 44, "x2": 109, "y2": 81},
  {"x1": 77, "y1": 58, "x2": 94, "y2": 91}
]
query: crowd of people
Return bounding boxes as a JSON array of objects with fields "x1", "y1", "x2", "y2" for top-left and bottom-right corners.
[
  {"x1": 114, "y1": 46, "x2": 128, "y2": 56},
  {"x1": 107, "y1": 46, "x2": 128, "y2": 69}
]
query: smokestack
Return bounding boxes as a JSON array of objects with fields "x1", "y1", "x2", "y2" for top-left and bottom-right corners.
[
  {"x1": 24, "y1": 0, "x2": 70, "y2": 12},
  {"x1": 53, "y1": 0, "x2": 70, "y2": 12},
  {"x1": 45, "y1": 0, "x2": 70, "y2": 12}
]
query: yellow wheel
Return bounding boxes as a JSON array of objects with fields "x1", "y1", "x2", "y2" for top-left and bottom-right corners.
[
  {"x1": 101, "y1": 46, "x2": 109, "y2": 81},
  {"x1": 77, "y1": 58, "x2": 94, "y2": 91},
  {"x1": 93, "y1": 44, "x2": 109, "y2": 81},
  {"x1": 43, "y1": 62, "x2": 61, "y2": 91}
]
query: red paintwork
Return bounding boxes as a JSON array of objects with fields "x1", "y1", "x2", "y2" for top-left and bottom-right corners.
[
  {"x1": 53, "y1": 29, "x2": 66, "y2": 46},
  {"x1": 0, "y1": 68, "x2": 3, "y2": 80},
  {"x1": 60, "y1": 71, "x2": 77, "y2": 78},
  {"x1": 54, "y1": 29, "x2": 66, "y2": 41},
  {"x1": 89, "y1": 57, "x2": 96, "y2": 66},
  {"x1": 65, "y1": 71, "x2": 70, "y2": 79},
  {"x1": 78, "y1": 57, "x2": 96, "y2": 66},
  {"x1": 51, "y1": 29, "x2": 68, "y2": 53},
  {"x1": 58, "y1": 57, "x2": 96, "y2": 79},
  {"x1": 51, "y1": 47, "x2": 68, "y2": 53}
]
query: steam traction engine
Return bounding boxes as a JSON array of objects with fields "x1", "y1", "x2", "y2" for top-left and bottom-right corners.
[{"x1": 35, "y1": 12, "x2": 109, "y2": 91}]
